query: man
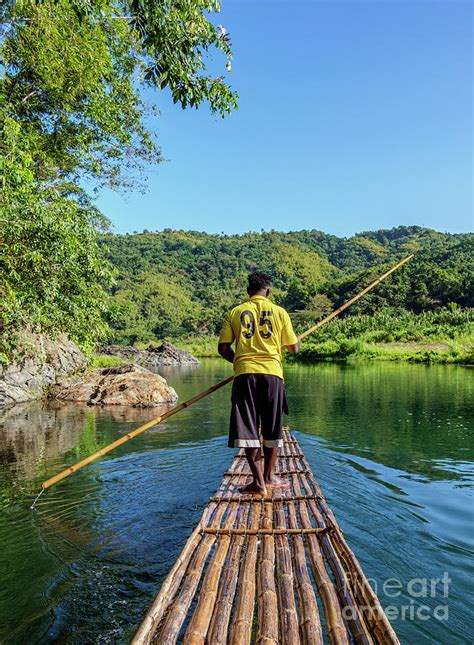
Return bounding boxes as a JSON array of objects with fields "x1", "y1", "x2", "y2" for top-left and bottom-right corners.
[{"x1": 218, "y1": 272, "x2": 300, "y2": 495}]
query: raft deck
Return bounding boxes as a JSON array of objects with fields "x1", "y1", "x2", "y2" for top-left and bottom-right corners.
[{"x1": 133, "y1": 429, "x2": 399, "y2": 644}]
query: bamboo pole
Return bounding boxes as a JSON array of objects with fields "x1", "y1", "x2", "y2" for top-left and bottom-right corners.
[
  {"x1": 274, "y1": 495, "x2": 300, "y2": 644},
  {"x1": 286, "y1": 497, "x2": 324, "y2": 645},
  {"x1": 256, "y1": 501, "x2": 279, "y2": 644},
  {"x1": 201, "y1": 527, "x2": 329, "y2": 535},
  {"x1": 39, "y1": 254, "x2": 413, "y2": 492},
  {"x1": 207, "y1": 504, "x2": 250, "y2": 644},
  {"x1": 229, "y1": 503, "x2": 262, "y2": 645},
  {"x1": 298, "y1": 455, "x2": 400, "y2": 644},
  {"x1": 41, "y1": 375, "x2": 234, "y2": 490},
  {"x1": 290, "y1": 460, "x2": 350, "y2": 645},
  {"x1": 210, "y1": 494, "x2": 320, "y2": 503}
]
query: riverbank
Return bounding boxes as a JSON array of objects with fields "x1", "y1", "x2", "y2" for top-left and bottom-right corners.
[
  {"x1": 174, "y1": 334, "x2": 473, "y2": 365},
  {"x1": 173, "y1": 309, "x2": 473, "y2": 365}
]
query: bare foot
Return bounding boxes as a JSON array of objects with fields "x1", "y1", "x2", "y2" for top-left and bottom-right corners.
[
  {"x1": 238, "y1": 481, "x2": 267, "y2": 496},
  {"x1": 264, "y1": 476, "x2": 290, "y2": 489}
]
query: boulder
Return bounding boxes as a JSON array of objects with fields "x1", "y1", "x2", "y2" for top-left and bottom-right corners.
[
  {"x1": 98, "y1": 341, "x2": 199, "y2": 368},
  {"x1": 54, "y1": 364, "x2": 178, "y2": 408},
  {"x1": 0, "y1": 332, "x2": 86, "y2": 408}
]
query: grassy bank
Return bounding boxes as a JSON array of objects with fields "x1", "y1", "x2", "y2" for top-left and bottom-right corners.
[
  {"x1": 176, "y1": 336, "x2": 473, "y2": 364},
  {"x1": 175, "y1": 309, "x2": 473, "y2": 365},
  {"x1": 88, "y1": 354, "x2": 129, "y2": 369}
]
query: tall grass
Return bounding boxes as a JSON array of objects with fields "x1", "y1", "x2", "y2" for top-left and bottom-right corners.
[{"x1": 293, "y1": 307, "x2": 472, "y2": 344}]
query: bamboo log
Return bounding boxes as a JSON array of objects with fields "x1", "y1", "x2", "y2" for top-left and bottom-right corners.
[
  {"x1": 299, "y1": 456, "x2": 399, "y2": 644},
  {"x1": 299, "y1": 471, "x2": 372, "y2": 643},
  {"x1": 256, "y1": 501, "x2": 279, "y2": 645},
  {"x1": 151, "y1": 459, "x2": 245, "y2": 643},
  {"x1": 290, "y1": 464, "x2": 350, "y2": 645},
  {"x1": 210, "y1": 494, "x2": 320, "y2": 503},
  {"x1": 297, "y1": 446, "x2": 398, "y2": 642},
  {"x1": 229, "y1": 504, "x2": 262, "y2": 645},
  {"x1": 153, "y1": 523, "x2": 219, "y2": 642},
  {"x1": 223, "y1": 469, "x2": 311, "y2": 476},
  {"x1": 285, "y1": 442, "x2": 372, "y2": 644},
  {"x1": 286, "y1": 498, "x2": 324, "y2": 645},
  {"x1": 329, "y1": 530, "x2": 400, "y2": 644},
  {"x1": 274, "y1": 497, "x2": 300, "y2": 644},
  {"x1": 207, "y1": 504, "x2": 250, "y2": 644},
  {"x1": 183, "y1": 504, "x2": 239, "y2": 644}
]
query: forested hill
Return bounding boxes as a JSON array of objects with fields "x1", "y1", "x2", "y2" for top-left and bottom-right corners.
[{"x1": 100, "y1": 226, "x2": 473, "y2": 344}]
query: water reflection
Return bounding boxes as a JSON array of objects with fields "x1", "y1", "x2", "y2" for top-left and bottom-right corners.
[
  {"x1": 285, "y1": 362, "x2": 473, "y2": 481},
  {"x1": 0, "y1": 402, "x2": 170, "y2": 486}
]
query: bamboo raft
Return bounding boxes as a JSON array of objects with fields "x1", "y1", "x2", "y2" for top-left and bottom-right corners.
[{"x1": 133, "y1": 430, "x2": 399, "y2": 645}]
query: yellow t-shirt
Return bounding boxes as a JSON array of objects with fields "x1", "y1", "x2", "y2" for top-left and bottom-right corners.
[{"x1": 218, "y1": 295, "x2": 298, "y2": 379}]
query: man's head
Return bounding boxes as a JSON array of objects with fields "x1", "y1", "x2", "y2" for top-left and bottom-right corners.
[{"x1": 247, "y1": 271, "x2": 272, "y2": 297}]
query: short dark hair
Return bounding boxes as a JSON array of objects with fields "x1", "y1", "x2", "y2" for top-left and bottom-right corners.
[{"x1": 248, "y1": 271, "x2": 272, "y2": 292}]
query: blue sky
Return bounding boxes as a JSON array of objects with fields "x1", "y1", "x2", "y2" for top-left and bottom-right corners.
[{"x1": 97, "y1": 0, "x2": 472, "y2": 237}]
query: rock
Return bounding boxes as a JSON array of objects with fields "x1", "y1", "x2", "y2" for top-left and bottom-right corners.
[
  {"x1": 0, "y1": 332, "x2": 87, "y2": 408},
  {"x1": 54, "y1": 364, "x2": 178, "y2": 408},
  {"x1": 98, "y1": 341, "x2": 200, "y2": 368}
]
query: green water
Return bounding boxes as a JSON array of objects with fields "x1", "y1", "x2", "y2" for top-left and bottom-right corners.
[{"x1": 0, "y1": 361, "x2": 472, "y2": 643}]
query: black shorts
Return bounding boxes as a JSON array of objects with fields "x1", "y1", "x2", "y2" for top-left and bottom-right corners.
[{"x1": 228, "y1": 374, "x2": 289, "y2": 449}]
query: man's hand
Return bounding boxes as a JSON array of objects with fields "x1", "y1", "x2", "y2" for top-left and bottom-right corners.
[
  {"x1": 218, "y1": 342, "x2": 235, "y2": 364},
  {"x1": 284, "y1": 341, "x2": 301, "y2": 353}
]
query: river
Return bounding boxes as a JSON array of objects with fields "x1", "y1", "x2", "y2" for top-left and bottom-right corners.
[{"x1": 0, "y1": 361, "x2": 472, "y2": 643}]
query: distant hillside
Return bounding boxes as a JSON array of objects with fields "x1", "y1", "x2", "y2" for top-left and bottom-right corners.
[{"x1": 100, "y1": 226, "x2": 473, "y2": 344}]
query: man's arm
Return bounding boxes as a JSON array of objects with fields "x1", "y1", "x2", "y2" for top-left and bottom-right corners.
[
  {"x1": 218, "y1": 342, "x2": 235, "y2": 364},
  {"x1": 218, "y1": 312, "x2": 235, "y2": 363},
  {"x1": 281, "y1": 310, "x2": 300, "y2": 353},
  {"x1": 284, "y1": 340, "x2": 301, "y2": 353}
]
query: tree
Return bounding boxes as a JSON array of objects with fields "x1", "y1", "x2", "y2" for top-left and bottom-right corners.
[
  {"x1": 0, "y1": 118, "x2": 113, "y2": 357},
  {"x1": 0, "y1": 0, "x2": 237, "y2": 358},
  {"x1": 107, "y1": 272, "x2": 204, "y2": 343},
  {"x1": 1, "y1": 0, "x2": 237, "y2": 191}
]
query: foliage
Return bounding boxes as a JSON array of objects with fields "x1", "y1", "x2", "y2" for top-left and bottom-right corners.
[
  {"x1": 89, "y1": 353, "x2": 128, "y2": 369},
  {"x1": 101, "y1": 227, "x2": 473, "y2": 345},
  {"x1": 0, "y1": 0, "x2": 237, "y2": 359},
  {"x1": 106, "y1": 271, "x2": 204, "y2": 344},
  {"x1": 291, "y1": 308, "x2": 473, "y2": 344},
  {"x1": 175, "y1": 335, "x2": 220, "y2": 358},
  {"x1": 173, "y1": 308, "x2": 474, "y2": 365},
  {"x1": 0, "y1": 118, "x2": 113, "y2": 355},
  {"x1": 292, "y1": 308, "x2": 473, "y2": 364}
]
